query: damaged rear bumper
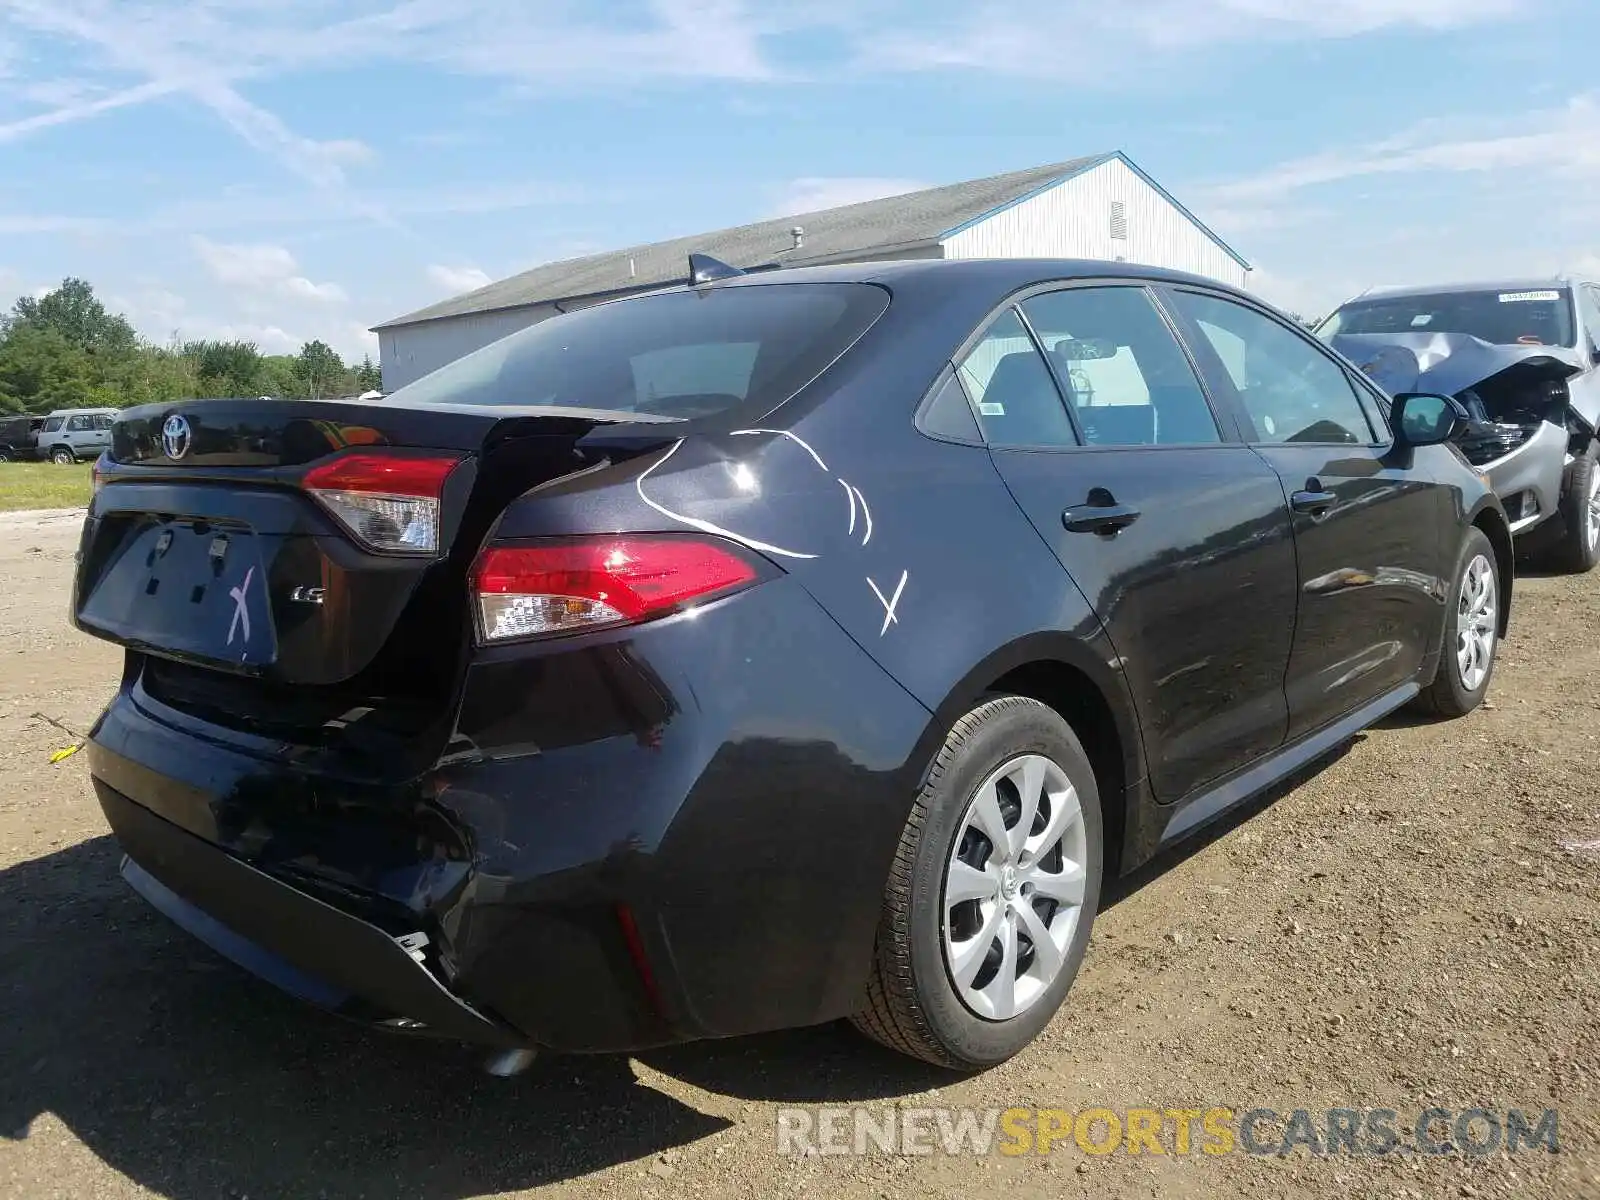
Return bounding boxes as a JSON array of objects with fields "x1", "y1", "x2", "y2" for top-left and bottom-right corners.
[
  {"x1": 82, "y1": 573, "x2": 931, "y2": 1055},
  {"x1": 99, "y1": 778, "x2": 528, "y2": 1047}
]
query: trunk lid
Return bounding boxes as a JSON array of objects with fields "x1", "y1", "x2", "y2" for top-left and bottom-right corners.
[{"x1": 74, "y1": 398, "x2": 678, "y2": 750}]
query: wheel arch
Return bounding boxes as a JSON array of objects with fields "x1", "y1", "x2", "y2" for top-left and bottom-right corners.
[
  {"x1": 1468, "y1": 500, "x2": 1514, "y2": 636},
  {"x1": 912, "y1": 633, "x2": 1146, "y2": 880}
]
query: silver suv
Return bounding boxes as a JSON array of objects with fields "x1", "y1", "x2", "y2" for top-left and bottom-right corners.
[
  {"x1": 36, "y1": 408, "x2": 118, "y2": 464},
  {"x1": 1319, "y1": 276, "x2": 1600, "y2": 572}
]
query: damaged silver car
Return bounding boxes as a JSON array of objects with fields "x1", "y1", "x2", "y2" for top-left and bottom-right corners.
[{"x1": 1318, "y1": 277, "x2": 1600, "y2": 571}]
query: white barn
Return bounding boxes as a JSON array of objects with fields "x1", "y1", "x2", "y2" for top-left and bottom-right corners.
[{"x1": 373, "y1": 151, "x2": 1250, "y2": 392}]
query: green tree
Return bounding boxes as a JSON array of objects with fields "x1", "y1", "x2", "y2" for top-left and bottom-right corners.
[
  {"x1": 295, "y1": 339, "x2": 344, "y2": 399},
  {"x1": 0, "y1": 277, "x2": 369, "y2": 410},
  {"x1": 182, "y1": 339, "x2": 263, "y2": 397},
  {"x1": 0, "y1": 326, "x2": 98, "y2": 413},
  {"x1": 7, "y1": 278, "x2": 137, "y2": 356},
  {"x1": 355, "y1": 354, "x2": 382, "y2": 392},
  {"x1": 257, "y1": 355, "x2": 302, "y2": 398}
]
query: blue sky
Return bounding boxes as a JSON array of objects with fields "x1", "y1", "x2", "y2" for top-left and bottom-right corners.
[{"x1": 2, "y1": 0, "x2": 1598, "y2": 360}]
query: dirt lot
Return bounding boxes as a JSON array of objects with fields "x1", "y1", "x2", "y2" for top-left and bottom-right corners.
[{"x1": 1, "y1": 507, "x2": 1597, "y2": 1199}]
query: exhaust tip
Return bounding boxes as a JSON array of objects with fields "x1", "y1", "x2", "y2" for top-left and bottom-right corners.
[{"x1": 484, "y1": 1047, "x2": 539, "y2": 1078}]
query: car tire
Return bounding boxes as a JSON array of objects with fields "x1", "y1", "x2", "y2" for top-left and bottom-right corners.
[
  {"x1": 1414, "y1": 526, "x2": 1501, "y2": 718},
  {"x1": 851, "y1": 695, "x2": 1103, "y2": 1070},
  {"x1": 1550, "y1": 444, "x2": 1600, "y2": 574},
  {"x1": 50, "y1": 447, "x2": 75, "y2": 465}
]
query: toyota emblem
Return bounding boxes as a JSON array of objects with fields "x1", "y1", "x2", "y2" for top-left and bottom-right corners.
[{"x1": 161, "y1": 414, "x2": 192, "y2": 460}]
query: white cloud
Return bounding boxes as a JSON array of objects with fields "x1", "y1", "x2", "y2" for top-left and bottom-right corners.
[
  {"x1": 343, "y1": 322, "x2": 380, "y2": 358},
  {"x1": 0, "y1": 213, "x2": 108, "y2": 235},
  {"x1": 311, "y1": 138, "x2": 376, "y2": 167},
  {"x1": 1191, "y1": 92, "x2": 1600, "y2": 320},
  {"x1": 769, "y1": 176, "x2": 930, "y2": 217},
  {"x1": 1200, "y1": 94, "x2": 1600, "y2": 209},
  {"x1": 128, "y1": 300, "x2": 373, "y2": 360},
  {"x1": 427, "y1": 264, "x2": 493, "y2": 293},
  {"x1": 207, "y1": 323, "x2": 301, "y2": 355},
  {"x1": 0, "y1": 78, "x2": 184, "y2": 144},
  {"x1": 193, "y1": 236, "x2": 347, "y2": 304},
  {"x1": 112, "y1": 285, "x2": 377, "y2": 361},
  {"x1": 868, "y1": 0, "x2": 1528, "y2": 75},
  {"x1": 0, "y1": 0, "x2": 796, "y2": 158},
  {"x1": 128, "y1": 179, "x2": 594, "y2": 235}
]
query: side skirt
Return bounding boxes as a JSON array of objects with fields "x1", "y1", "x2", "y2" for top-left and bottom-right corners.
[{"x1": 1119, "y1": 681, "x2": 1420, "y2": 868}]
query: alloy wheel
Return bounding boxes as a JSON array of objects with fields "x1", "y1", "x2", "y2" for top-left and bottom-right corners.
[
  {"x1": 1455, "y1": 553, "x2": 1497, "y2": 692},
  {"x1": 942, "y1": 753, "x2": 1087, "y2": 1021}
]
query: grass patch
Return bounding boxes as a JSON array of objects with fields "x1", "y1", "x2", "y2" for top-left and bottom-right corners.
[{"x1": 0, "y1": 462, "x2": 92, "y2": 512}]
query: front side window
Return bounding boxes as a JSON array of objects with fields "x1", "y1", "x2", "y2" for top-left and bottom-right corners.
[
  {"x1": 955, "y1": 309, "x2": 1077, "y2": 448},
  {"x1": 40, "y1": 417, "x2": 62, "y2": 433},
  {"x1": 1020, "y1": 286, "x2": 1219, "y2": 446},
  {"x1": 1316, "y1": 287, "x2": 1576, "y2": 349},
  {"x1": 1173, "y1": 292, "x2": 1377, "y2": 446},
  {"x1": 383, "y1": 282, "x2": 890, "y2": 421}
]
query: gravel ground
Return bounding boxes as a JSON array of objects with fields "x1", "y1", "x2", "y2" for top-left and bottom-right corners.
[{"x1": 1, "y1": 509, "x2": 1596, "y2": 1199}]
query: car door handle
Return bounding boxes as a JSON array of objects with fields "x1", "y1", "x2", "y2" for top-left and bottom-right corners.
[
  {"x1": 1062, "y1": 501, "x2": 1142, "y2": 535},
  {"x1": 1291, "y1": 489, "x2": 1338, "y2": 516}
]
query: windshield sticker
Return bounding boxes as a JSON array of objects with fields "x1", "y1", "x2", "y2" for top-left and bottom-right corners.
[
  {"x1": 1410, "y1": 314, "x2": 1434, "y2": 327},
  {"x1": 978, "y1": 402, "x2": 1005, "y2": 416},
  {"x1": 1499, "y1": 291, "x2": 1561, "y2": 303}
]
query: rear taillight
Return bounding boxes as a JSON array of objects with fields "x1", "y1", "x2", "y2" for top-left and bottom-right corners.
[
  {"x1": 90, "y1": 454, "x2": 107, "y2": 496},
  {"x1": 302, "y1": 451, "x2": 462, "y2": 555},
  {"x1": 472, "y1": 536, "x2": 762, "y2": 642}
]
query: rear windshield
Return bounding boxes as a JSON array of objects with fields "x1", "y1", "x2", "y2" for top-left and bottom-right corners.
[
  {"x1": 1317, "y1": 288, "x2": 1575, "y2": 348},
  {"x1": 385, "y1": 282, "x2": 891, "y2": 419}
]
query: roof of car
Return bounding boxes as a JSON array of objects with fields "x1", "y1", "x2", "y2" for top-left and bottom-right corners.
[
  {"x1": 40, "y1": 407, "x2": 119, "y2": 416},
  {"x1": 1348, "y1": 275, "x2": 1595, "y2": 302},
  {"x1": 579, "y1": 256, "x2": 1252, "y2": 304}
]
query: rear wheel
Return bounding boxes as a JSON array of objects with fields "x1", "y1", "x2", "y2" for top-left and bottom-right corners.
[
  {"x1": 1414, "y1": 526, "x2": 1500, "y2": 717},
  {"x1": 851, "y1": 695, "x2": 1103, "y2": 1069},
  {"x1": 50, "y1": 447, "x2": 75, "y2": 465},
  {"x1": 1550, "y1": 445, "x2": 1600, "y2": 574}
]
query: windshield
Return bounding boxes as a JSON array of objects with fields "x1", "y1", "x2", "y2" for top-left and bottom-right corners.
[
  {"x1": 1316, "y1": 288, "x2": 1576, "y2": 348},
  {"x1": 385, "y1": 282, "x2": 891, "y2": 420}
]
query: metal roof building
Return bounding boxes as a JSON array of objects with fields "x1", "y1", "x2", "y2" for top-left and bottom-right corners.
[{"x1": 373, "y1": 150, "x2": 1251, "y2": 392}]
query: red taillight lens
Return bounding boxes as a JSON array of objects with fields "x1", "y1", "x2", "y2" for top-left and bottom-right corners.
[
  {"x1": 302, "y1": 451, "x2": 462, "y2": 555},
  {"x1": 473, "y1": 536, "x2": 762, "y2": 642}
]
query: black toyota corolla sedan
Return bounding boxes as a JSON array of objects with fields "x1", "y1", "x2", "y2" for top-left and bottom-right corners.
[{"x1": 74, "y1": 257, "x2": 1510, "y2": 1070}]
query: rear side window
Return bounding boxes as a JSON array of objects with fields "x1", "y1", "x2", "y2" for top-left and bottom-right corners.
[
  {"x1": 956, "y1": 309, "x2": 1077, "y2": 448},
  {"x1": 921, "y1": 373, "x2": 983, "y2": 442},
  {"x1": 384, "y1": 283, "x2": 889, "y2": 420}
]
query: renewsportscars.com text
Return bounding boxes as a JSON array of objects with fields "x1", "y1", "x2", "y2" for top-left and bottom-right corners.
[{"x1": 775, "y1": 1105, "x2": 1560, "y2": 1159}]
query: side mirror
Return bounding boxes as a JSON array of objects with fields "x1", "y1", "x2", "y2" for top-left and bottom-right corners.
[{"x1": 1391, "y1": 392, "x2": 1464, "y2": 448}]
